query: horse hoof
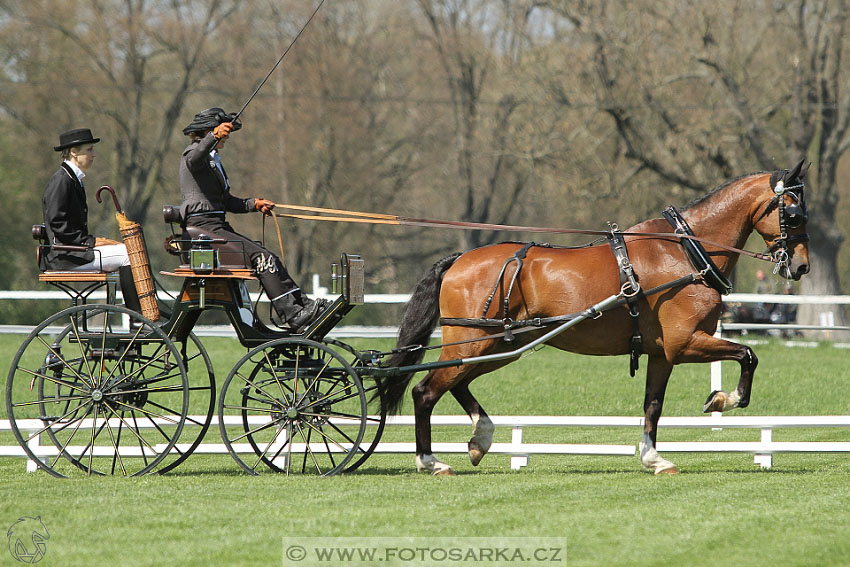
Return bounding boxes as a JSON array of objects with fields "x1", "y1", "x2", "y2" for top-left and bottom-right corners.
[
  {"x1": 655, "y1": 466, "x2": 679, "y2": 475},
  {"x1": 468, "y1": 446, "x2": 486, "y2": 466},
  {"x1": 703, "y1": 390, "x2": 727, "y2": 413},
  {"x1": 433, "y1": 468, "x2": 455, "y2": 476}
]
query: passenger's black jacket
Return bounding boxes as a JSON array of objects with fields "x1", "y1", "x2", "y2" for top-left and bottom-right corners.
[{"x1": 42, "y1": 162, "x2": 95, "y2": 269}]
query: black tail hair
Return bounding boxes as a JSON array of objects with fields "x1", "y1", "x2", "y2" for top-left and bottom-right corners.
[{"x1": 376, "y1": 252, "x2": 462, "y2": 414}]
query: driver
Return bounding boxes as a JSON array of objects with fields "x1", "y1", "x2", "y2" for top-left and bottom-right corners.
[{"x1": 178, "y1": 107, "x2": 328, "y2": 332}]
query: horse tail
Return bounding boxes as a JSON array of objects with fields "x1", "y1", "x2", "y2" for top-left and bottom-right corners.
[{"x1": 377, "y1": 252, "x2": 462, "y2": 415}]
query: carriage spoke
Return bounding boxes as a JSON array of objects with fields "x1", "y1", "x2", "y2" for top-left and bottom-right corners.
[
  {"x1": 300, "y1": 419, "x2": 351, "y2": 454},
  {"x1": 23, "y1": 398, "x2": 94, "y2": 443},
  {"x1": 107, "y1": 343, "x2": 173, "y2": 391},
  {"x1": 233, "y1": 371, "x2": 284, "y2": 405},
  {"x1": 102, "y1": 404, "x2": 160, "y2": 458},
  {"x1": 251, "y1": 420, "x2": 290, "y2": 472},
  {"x1": 230, "y1": 417, "x2": 284, "y2": 444},
  {"x1": 262, "y1": 349, "x2": 289, "y2": 400},
  {"x1": 16, "y1": 366, "x2": 90, "y2": 395},
  {"x1": 48, "y1": 404, "x2": 91, "y2": 469},
  {"x1": 110, "y1": 400, "x2": 181, "y2": 425},
  {"x1": 223, "y1": 403, "x2": 281, "y2": 414},
  {"x1": 130, "y1": 411, "x2": 151, "y2": 468},
  {"x1": 294, "y1": 421, "x2": 323, "y2": 475},
  {"x1": 35, "y1": 335, "x2": 93, "y2": 388},
  {"x1": 69, "y1": 315, "x2": 98, "y2": 386},
  {"x1": 103, "y1": 413, "x2": 128, "y2": 476},
  {"x1": 11, "y1": 393, "x2": 89, "y2": 408}
]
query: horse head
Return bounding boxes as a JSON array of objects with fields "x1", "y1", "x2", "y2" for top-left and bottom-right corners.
[{"x1": 755, "y1": 158, "x2": 810, "y2": 280}]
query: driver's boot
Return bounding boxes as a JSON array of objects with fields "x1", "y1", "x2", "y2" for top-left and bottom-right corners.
[{"x1": 272, "y1": 294, "x2": 330, "y2": 333}]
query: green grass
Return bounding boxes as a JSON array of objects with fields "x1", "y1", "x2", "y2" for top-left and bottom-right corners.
[{"x1": 2, "y1": 334, "x2": 850, "y2": 566}]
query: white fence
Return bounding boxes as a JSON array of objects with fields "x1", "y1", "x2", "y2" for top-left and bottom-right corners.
[
  {"x1": 5, "y1": 414, "x2": 850, "y2": 473},
  {"x1": 2, "y1": 291, "x2": 850, "y2": 473}
]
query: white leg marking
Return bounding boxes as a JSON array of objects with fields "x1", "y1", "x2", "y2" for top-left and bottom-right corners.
[
  {"x1": 639, "y1": 432, "x2": 678, "y2": 475},
  {"x1": 416, "y1": 454, "x2": 453, "y2": 475},
  {"x1": 468, "y1": 411, "x2": 494, "y2": 466},
  {"x1": 704, "y1": 389, "x2": 743, "y2": 413},
  {"x1": 723, "y1": 390, "x2": 742, "y2": 411}
]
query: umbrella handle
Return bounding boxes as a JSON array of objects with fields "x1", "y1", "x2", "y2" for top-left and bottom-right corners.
[{"x1": 96, "y1": 185, "x2": 123, "y2": 212}]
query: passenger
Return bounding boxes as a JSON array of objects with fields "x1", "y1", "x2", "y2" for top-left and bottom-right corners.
[
  {"x1": 178, "y1": 107, "x2": 328, "y2": 331},
  {"x1": 42, "y1": 128, "x2": 141, "y2": 313}
]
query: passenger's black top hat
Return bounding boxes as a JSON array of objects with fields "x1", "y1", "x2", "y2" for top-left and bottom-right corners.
[{"x1": 54, "y1": 128, "x2": 101, "y2": 151}]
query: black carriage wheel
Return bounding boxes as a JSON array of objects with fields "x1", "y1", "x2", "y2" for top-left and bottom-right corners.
[
  {"x1": 6, "y1": 304, "x2": 189, "y2": 478},
  {"x1": 155, "y1": 332, "x2": 215, "y2": 474},
  {"x1": 218, "y1": 338, "x2": 367, "y2": 476},
  {"x1": 322, "y1": 339, "x2": 387, "y2": 473}
]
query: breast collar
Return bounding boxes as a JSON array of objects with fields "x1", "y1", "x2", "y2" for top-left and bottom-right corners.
[{"x1": 662, "y1": 206, "x2": 733, "y2": 295}]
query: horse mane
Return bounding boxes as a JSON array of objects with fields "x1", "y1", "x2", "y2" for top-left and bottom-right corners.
[{"x1": 681, "y1": 171, "x2": 773, "y2": 211}]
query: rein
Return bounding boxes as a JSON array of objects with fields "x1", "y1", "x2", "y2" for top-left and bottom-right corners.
[{"x1": 272, "y1": 203, "x2": 776, "y2": 262}]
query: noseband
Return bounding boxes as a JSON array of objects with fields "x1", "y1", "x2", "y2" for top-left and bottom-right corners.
[{"x1": 755, "y1": 181, "x2": 808, "y2": 275}]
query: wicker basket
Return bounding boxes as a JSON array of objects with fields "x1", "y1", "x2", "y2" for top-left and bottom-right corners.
[{"x1": 117, "y1": 213, "x2": 160, "y2": 321}]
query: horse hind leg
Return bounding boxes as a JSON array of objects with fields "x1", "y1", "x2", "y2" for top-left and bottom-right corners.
[
  {"x1": 451, "y1": 381, "x2": 494, "y2": 466},
  {"x1": 412, "y1": 368, "x2": 458, "y2": 476}
]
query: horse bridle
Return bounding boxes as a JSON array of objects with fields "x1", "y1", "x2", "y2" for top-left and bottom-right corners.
[{"x1": 755, "y1": 180, "x2": 808, "y2": 275}]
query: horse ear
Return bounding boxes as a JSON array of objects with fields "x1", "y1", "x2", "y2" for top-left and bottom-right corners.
[
  {"x1": 798, "y1": 159, "x2": 810, "y2": 180},
  {"x1": 786, "y1": 158, "x2": 804, "y2": 182}
]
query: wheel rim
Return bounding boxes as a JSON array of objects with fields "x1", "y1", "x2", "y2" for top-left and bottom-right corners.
[
  {"x1": 219, "y1": 338, "x2": 367, "y2": 476},
  {"x1": 6, "y1": 304, "x2": 189, "y2": 477}
]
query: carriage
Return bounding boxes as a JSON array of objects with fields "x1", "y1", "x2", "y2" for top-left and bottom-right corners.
[
  {"x1": 6, "y1": 159, "x2": 811, "y2": 478},
  {"x1": 6, "y1": 201, "x2": 387, "y2": 478}
]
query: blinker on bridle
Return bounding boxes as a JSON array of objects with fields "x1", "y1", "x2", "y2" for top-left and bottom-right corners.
[{"x1": 755, "y1": 180, "x2": 808, "y2": 275}]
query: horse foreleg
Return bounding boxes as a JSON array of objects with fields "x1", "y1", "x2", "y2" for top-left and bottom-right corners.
[
  {"x1": 412, "y1": 369, "x2": 455, "y2": 475},
  {"x1": 675, "y1": 331, "x2": 759, "y2": 413},
  {"x1": 640, "y1": 356, "x2": 679, "y2": 475},
  {"x1": 451, "y1": 382, "x2": 494, "y2": 466}
]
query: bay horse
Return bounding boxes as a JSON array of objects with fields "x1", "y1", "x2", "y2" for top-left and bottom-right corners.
[{"x1": 379, "y1": 160, "x2": 810, "y2": 475}]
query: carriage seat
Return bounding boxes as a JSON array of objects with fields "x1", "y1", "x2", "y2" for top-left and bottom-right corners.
[
  {"x1": 162, "y1": 205, "x2": 254, "y2": 272},
  {"x1": 32, "y1": 224, "x2": 109, "y2": 283}
]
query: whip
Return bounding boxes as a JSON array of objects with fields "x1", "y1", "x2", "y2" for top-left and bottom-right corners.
[{"x1": 230, "y1": 0, "x2": 325, "y2": 125}]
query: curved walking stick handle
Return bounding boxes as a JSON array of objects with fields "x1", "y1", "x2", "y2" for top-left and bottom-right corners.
[{"x1": 96, "y1": 185, "x2": 122, "y2": 212}]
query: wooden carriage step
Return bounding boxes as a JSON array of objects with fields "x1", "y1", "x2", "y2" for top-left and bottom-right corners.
[
  {"x1": 39, "y1": 271, "x2": 112, "y2": 283},
  {"x1": 160, "y1": 267, "x2": 257, "y2": 280}
]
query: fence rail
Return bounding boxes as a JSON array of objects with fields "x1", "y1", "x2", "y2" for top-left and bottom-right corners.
[
  {"x1": 4, "y1": 414, "x2": 849, "y2": 473},
  {"x1": 2, "y1": 291, "x2": 849, "y2": 473}
]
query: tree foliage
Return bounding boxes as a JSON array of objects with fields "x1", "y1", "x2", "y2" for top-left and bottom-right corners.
[{"x1": 0, "y1": 0, "x2": 848, "y2": 325}]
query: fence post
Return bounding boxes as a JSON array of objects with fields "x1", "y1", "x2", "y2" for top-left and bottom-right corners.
[
  {"x1": 510, "y1": 426, "x2": 528, "y2": 470},
  {"x1": 754, "y1": 428, "x2": 773, "y2": 469}
]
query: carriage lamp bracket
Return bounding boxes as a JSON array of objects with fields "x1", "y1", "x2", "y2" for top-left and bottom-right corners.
[
  {"x1": 191, "y1": 278, "x2": 207, "y2": 308},
  {"x1": 331, "y1": 263, "x2": 340, "y2": 295}
]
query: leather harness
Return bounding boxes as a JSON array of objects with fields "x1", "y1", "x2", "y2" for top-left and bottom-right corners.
[
  {"x1": 438, "y1": 208, "x2": 735, "y2": 378},
  {"x1": 606, "y1": 224, "x2": 643, "y2": 376}
]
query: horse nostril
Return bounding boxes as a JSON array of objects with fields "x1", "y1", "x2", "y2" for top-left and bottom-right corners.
[{"x1": 796, "y1": 264, "x2": 810, "y2": 277}]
